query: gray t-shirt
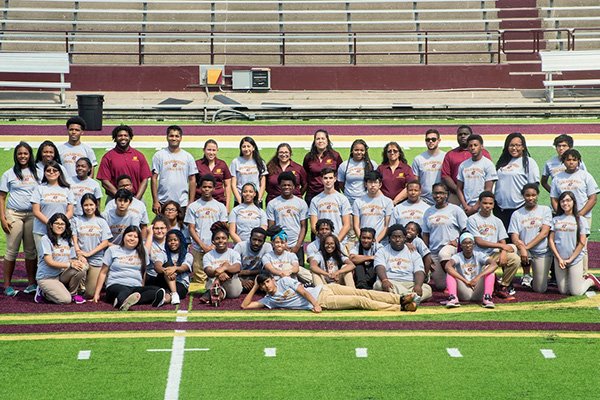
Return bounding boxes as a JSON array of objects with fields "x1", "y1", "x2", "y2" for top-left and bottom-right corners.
[
  {"x1": 551, "y1": 214, "x2": 589, "y2": 266},
  {"x1": 457, "y1": 157, "x2": 497, "y2": 206},
  {"x1": 312, "y1": 252, "x2": 350, "y2": 283},
  {"x1": 508, "y1": 205, "x2": 552, "y2": 257},
  {"x1": 146, "y1": 239, "x2": 166, "y2": 277},
  {"x1": 184, "y1": 198, "x2": 228, "y2": 250},
  {"x1": 103, "y1": 245, "x2": 148, "y2": 288},
  {"x1": 156, "y1": 251, "x2": 194, "y2": 288},
  {"x1": 373, "y1": 244, "x2": 424, "y2": 282},
  {"x1": 266, "y1": 195, "x2": 308, "y2": 248},
  {"x1": 202, "y1": 248, "x2": 241, "y2": 272},
  {"x1": 68, "y1": 176, "x2": 103, "y2": 217},
  {"x1": 234, "y1": 241, "x2": 273, "y2": 272},
  {"x1": 543, "y1": 155, "x2": 587, "y2": 179},
  {"x1": 151, "y1": 148, "x2": 198, "y2": 207},
  {"x1": 411, "y1": 150, "x2": 446, "y2": 205},
  {"x1": 36, "y1": 236, "x2": 76, "y2": 280},
  {"x1": 261, "y1": 250, "x2": 299, "y2": 279},
  {"x1": 352, "y1": 193, "x2": 393, "y2": 240},
  {"x1": 309, "y1": 191, "x2": 352, "y2": 239},
  {"x1": 31, "y1": 184, "x2": 75, "y2": 235},
  {"x1": 259, "y1": 276, "x2": 322, "y2": 310},
  {"x1": 467, "y1": 212, "x2": 509, "y2": 256},
  {"x1": 229, "y1": 156, "x2": 268, "y2": 193},
  {"x1": 58, "y1": 142, "x2": 97, "y2": 179},
  {"x1": 337, "y1": 158, "x2": 378, "y2": 205},
  {"x1": 422, "y1": 204, "x2": 467, "y2": 254},
  {"x1": 495, "y1": 157, "x2": 540, "y2": 209},
  {"x1": 450, "y1": 251, "x2": 490, "y2": 281},
  {"x1": 0, "y1": 167, "x2": 38, "y2": 212},
  {"x1": 105, "y1": 197, "x2": 149, "y2": 225},
  {"x1": 550, "y1": 169, "x2": 599, "y2": 218},
  {"x1": 410, "y1": 236, "x2": 431, "y2": 259},
  {"x1": 229, "y1": 203, "x2": 267, "y2": 242},
  {"x1": 72, "y1": 215, "x2": 112, "y2": 266},
  {"x1": 101, "y1": 208, "x2": 145, "y2": 244},
  {"x1": 391, "y1": 199, "x2": 430, "y2": 229}
]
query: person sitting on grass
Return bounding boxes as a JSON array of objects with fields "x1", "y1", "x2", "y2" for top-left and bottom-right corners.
[
  {"x1": 373, "y1": 224, "x2": 432, "y2": 302},
  {"x1": 404, "y1": 221, "x2": 433, "y2": 279},
  {"x1": 310, "y1": 233, "x2": 356, "y2": 287},
  {"x1": 349, "y1": 227, "x2": 383, "y2": 290},
  {"x1": 93, "y1": 225, "x2": 168, "y2": 311},
  {"x1": 444, "y1": 232, "x2": 498, "y2": 309},
  {"x1": 102, "y1": 188, "x2": 146, "y2": 244},
  {"x1": 261, "y1": 226, "x2": 312, "y2": 284},
  {"x1": 150, "y1": 229, "x2": 193, "y2": 305},
  {"x1": 234, "y1": 227, "x2": 272, "y2": 292},
  {"x1": 34, "y1": 213, "x2": 87, "y2": 305},
  {"x1": 241, "y1": 272, "x2": 418, "y2": 312},
  {"x1": 201, "y1": 221, "x2": 243, "y2": 300},
  {"x1": 306, "y1": 218, "x2": 335, "y2": 262}
]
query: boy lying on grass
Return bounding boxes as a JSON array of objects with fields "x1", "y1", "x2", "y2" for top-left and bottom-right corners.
[{"x1": 241, "y1": 273, "x2": 417, "y2": 312}]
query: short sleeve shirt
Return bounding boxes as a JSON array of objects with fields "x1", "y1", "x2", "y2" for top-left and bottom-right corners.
[
  {"x1": 337, "y1": 159, "x2": 378, "y2": 205},
  {"x1": 152, "y1": 148, "x2": 198, "y2": 206},
  {"x1": 156, "y1": 251, "x2": 194, "y2": 288},
  {"x1": 309, "y1": 191, "x2": 352, "y2": 239},
  {"x1": 58, "y1": 142, "x2": 97, "y2": 179},
  {"x1": 373, "y1": 244, "x2": 424, "y2": 282},
  {"x1": 229, "y1": 157, "x2": 267, "y2": 193},
  {"x1": 184, "y1": 198, "x2": 228, "y2": 250},
  {"x1": 36, "y1": 236, "x2": 76, "y2": 280},
  {"x1": 376, "y1": 163, "x2": 416, "y2": 201},
  {"x1": 72, "y1": 215, "x2": 112, "y2": 266},
  {"x1": 102, "y1": 245, "x2": 147, "y2": 288},
  {"x1": 550, "y1": 169, "x2": 599, "y2": 218},
  {"x1": 352, "y1": 193, "x2": 393, "y2": 240},
  {"x1": 422, "y1": 204, "x2": 467, "y2": 254},
  {"x1": 202, "y1": 248, "x2": 241, "y2": 272},
  {"x1": 265, "y1": 195, "x2": 308, "y2": 248},
  {"x1": 494, "y1": 157, "x2": 540, "y2": 209},
  {"x1": 0, "y1": 167, "x2": 38, "y2": 211},
  {"x1": 101, "y1": 208, "x2": 145, "y2": 244},
  {"x1": 457, "y1": 157, "x2": 498, "y2": 206},
  {"x1": 450, "y1": 251, "x2": 490, "y2": 281},
  {"x1": 96, "y1": 146, "x2": 152, "y2": 196},
  {"x1": 508, "y1": 205, "x2": 552, "y2": 256},
  {"x1": 259, "y1": 277, "x2": 323, "y2": 310},
  {"x1": 234, "y1": 241, "x2": 273, "y2": 272},
  {"x1": 391, "y1": 199, "x2": 430, "y2": 228},
  {"x1": 411, "y1": 150, "x2": 446, "y2": 204},
  {"x1": 31, "y1": 184, "x2": 75, "y2": 235},
  {"x1": 466, "y1": 213, "x2": 508, "y2": 256},
  {"x1": 551, "y1": 214, "x2": 590, "y2": 266},
  {"x1": 229, "y1": 203, "x2": 267, "y2": 242},
  {"x1": 68, "y1": 176, "x2": 102, "y2": 216}
]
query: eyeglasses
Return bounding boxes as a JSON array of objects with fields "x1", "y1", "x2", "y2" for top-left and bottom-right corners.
[
  {"x1": 425, "y1": 138, "x2": 438, "y2": 143},
  {"x1": 509, "y1": 143, "x2": 523, "y2": 148},
  {"x1": 387, "y1": 149, "x2": 399, "y2": 154}
]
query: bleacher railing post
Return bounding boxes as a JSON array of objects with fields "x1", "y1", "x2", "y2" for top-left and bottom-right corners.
[{"x1": 138, "y1": 33, "x2": 143, "y2": 65}]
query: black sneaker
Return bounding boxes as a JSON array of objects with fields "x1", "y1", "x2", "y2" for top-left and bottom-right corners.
[
  {"x1": 152, "y1": 288, "x2": 166, "y2": 308},
  {"x1": 507, "y1": 285, "x2": 516, "y2": 296}
]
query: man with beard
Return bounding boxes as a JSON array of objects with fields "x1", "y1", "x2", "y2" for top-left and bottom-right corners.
[{"x1": 234, "y1": 227, "x2": 273, "y2": 291}]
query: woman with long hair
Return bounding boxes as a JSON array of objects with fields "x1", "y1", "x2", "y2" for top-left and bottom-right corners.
[
  {"x1": 35, "y1": 140, "x2": 66, "y2": 181},
  {"x1": 69, "y1": 157, "x2": 102, "y2": 217},
  {"x1": 150, "y1": 229, "x2": 193, "y2": 305},
  {"x1": 376, "y1": 141, "x2": 416, "y2": 205},
  {"x1": 229, "y1": 136, "x2": 267, "y2": 206},
  {"x1": 194, "y1": 139, "x2": 232, "y2": 209},
  {"x1": 228, "y1": 182, "x2": 267, "y2": 244},
  {"x1": 494, "y1": 132, "x2": 540, "y2": 229},
  {"x1": 265, "y1": 143, "x2": 307, "y2": 204},
  {"x1": 548, "y1": 191, "x2": 600, "y2": 296},
  {"x1": 1, "y1": 142, "x2": 39, "y2": 296},
  {"x1": 338, "y1": 139, "x2": 378, "y2": 205},
  {"x1": 93, "y1": 225, "x2": 169, "y2": 310},
  {"x1": 302, "y1": 129, "x2": 343, "y2": 206},
  {"x1": 310, "y1": 233, "x2": 356, "y2": 287}
]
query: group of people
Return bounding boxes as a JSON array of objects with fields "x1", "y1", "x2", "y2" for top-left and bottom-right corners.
[{"x1": 2, "y1": 118, "x2": 600, "y2": 312}]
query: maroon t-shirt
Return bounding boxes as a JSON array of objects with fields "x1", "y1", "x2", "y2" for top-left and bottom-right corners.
[
  {"x1": 265, "y1": 160, "x2": 307, "y2": 204},
  {"x1": 96, "y1": 146, "x2": 152, "y2": 195},
  {"x1": 377, "y1": 162, "x2": 416, "y2": 201},
  {"x1": 302, "y1": 150, "x2": 343, "y2": 198},
  {"x1": 441, "y1": 146, "x2": 492, "y2": 184},
  {"x1": 195, "y1": 158, "x2": 232, "y2": 204}
]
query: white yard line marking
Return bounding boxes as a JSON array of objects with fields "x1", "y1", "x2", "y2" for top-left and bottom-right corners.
[
  {"x1": 585, "y1": 291, "x2": 597, "y2": 298},
  {"x1": 540, "y1": 349, "x2": 556, "y2": 359},
  {"x1": 355, "y1": 348, "x2": 368, "y2": 358},
  {"x1": 164, "y1": 336, "x2": 186, "y2": 400},
  {"x1": 77, "y1": 350, "x2": 91, "y2": 360},
  {"x1": 176, "y1": 310, "x2": 188, "y2": 314},
  {"x1": 446, "y1": 348, "x2": 463, "y2": 358},
  {"x1": 175, "y1": 316, "x2": 187, "y2": 322},
  {"x1": 264, "y1": 348, "x2": 277, "y2": 357}
]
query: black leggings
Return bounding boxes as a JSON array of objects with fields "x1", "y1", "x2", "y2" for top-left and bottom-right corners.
[
  {"x1": 105, "y1": 284, "x2": 161, "y2": 308},
  {"x1": 145, "y1": 274, "x2": 188, "y2": 299}
]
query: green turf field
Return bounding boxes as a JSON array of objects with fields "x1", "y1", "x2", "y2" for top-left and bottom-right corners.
[{"x1": 2, "y1": 335, "x2": 599, "y2": 399}]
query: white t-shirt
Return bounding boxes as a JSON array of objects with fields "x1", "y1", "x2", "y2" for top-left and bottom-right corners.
[
  {"x1": 68, "y1": 176, "x2": 102, "y2": 216},
  {"x1": 450, "y1": 251, "x2": 490, "y2": 281},
  {"x1": 550, "y1": 169, "x2": 599, "y2": 218},
  {"x1": 229, "y1": 157, "x2": 267, "y2": 193},
  {"x1": 391, "y1": 199, "x2": 430, "y2": 229},
  {"x1": 103, "y1": 245, "x2": 148, "y2": 288},
  {"x1": 36, "y1": 236, "x2": 76, "y2": 280},
  {"x1": 184, "y1": 198, "x2": 228, "y2": 250},
  {"x1": 72, "y1": 215, "x2": 112, "y2": 266},
  {"x1": 352, "y1": 193, "x2": 393, "y2": 240},
  {"x1": 309, "y1": 191, "x2": 352, "y2": 239},
  {"x1": 422, "y1": 204, "x2": 467, "y2": 254},
  {"x1": 30, "y1": 184, "x2": 75, "y2": 235}
]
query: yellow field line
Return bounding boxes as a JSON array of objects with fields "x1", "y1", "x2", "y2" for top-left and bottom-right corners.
[
  {"x1": 2, "y1": 330, "x2": 600, "y2": 341},
  {"x1": 1, "y1": 296, "x2": 597, "y2": 322}
]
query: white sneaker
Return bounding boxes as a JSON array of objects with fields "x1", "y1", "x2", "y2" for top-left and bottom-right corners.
[
  {"x1": 171, "y1": 292, "x2": 180, "y2": 305},
  {"x1": 520, "y1": 274, "x2": 533, "y2": 288}
]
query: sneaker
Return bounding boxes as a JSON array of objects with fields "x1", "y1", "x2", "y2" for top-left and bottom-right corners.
[
  {"x1": 520, "y1": 274, "x2": 533, "y2": 288},
  {"x1": 72, "y1": 294, "x2": 86, "y2": 304},
  {"x1": 23, "y1": 284, "x2": 37, "y2": 294},
  {"x1": 495, "y1": 286, "x2": 516, "y2": 300},
  {"x1": 482, "y1": 294, "x2": 495, "y2": 309},
  {"x1": 585, "y1": 274, "x2": 600, "y2": 291},
  {"x1": 152, "y1": 288, "x2": 166, "y2": 308},
  {"x1": 446, "y1": 295, "x2": 461, "y2": 308},
  {"x1": 400, "y1": 293, "x2": 417, "y2": 312},
  {"x1": 34, "y1": 286, "x2": 45, "y2": 303},
  {"x1": 119, "y1": 292, "x2": 141, "y2": 311},
  {"x1": 3, "y1": 286, "x2": 19, "y2": 297},
  {"x1": 507, "y1": 285, "x2": 516, "y2": 296},
  {"x1": 170, "y1": 292, "x2": 180, "y2": 305},
  {"x1": 548, "y1": 277, "x2": 557, "y2": 287}
]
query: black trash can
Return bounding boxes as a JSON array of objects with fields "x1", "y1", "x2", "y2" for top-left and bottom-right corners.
[{"x1": 77, "y1": 94, "x2": 104, "y2": 131}]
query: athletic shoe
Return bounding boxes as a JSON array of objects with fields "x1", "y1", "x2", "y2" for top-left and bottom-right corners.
[
  {"x1": 119, "y1": 292, "x2": 141, "y2": 311},
  {"x1": 152, "y1": 288, "x2": 166, "y2": 308},
  {"x1": 34, "y1": 286, "x2": 45, "y2": 303},
  {"x1": 494, "y1": 286, "x2": 516, "y2": 300},
  {"x1": 3, "y1": 286, "x2": 18, "y2": 297},
  {"x1": 23, "y1": 284, "x2": 37, "y2": 294},
  {"x1": 72, "y1": 294, "x2": 86, "y2": 304},
  {"x1": 482, "y1": 294, "x2": 495, "y2": 309},
  {"x1": 507, "y1": 285, "x2": 516, "y2": 296},
  {"x1": 520, "y1": 274, "x2": 533, "y2": 288},
  {"x1": 548, "y1": 277, "x2": 557, "y2": 287},
  {"x1": 585, "y1": 274, "x2": 600, "y2": 291},
  {"x1": 400, "y1": 293, "x2": 417, "y2": 312},
  {"x1": 171, "y1": 292, "x2": 180, "y2": 305},
  {"x1": 446, "y1": 295, "x2": 460, "y2": 308}
]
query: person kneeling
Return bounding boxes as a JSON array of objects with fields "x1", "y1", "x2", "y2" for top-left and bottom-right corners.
[
  {"x1": 241, "y1": 273, "x2": 417, "y2": 312},
  {"x1": 445, "y1": 233, "x2": 498, "y2": 309}
]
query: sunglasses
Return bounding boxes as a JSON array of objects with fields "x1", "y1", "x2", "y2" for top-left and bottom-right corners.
[{"x1": 425, "y1": 138, "x2": 438, "y2": 143}]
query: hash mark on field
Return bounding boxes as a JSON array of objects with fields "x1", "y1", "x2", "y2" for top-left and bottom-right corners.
[
  {"x1": 77, "y1": 350, "x2": 91, "y2": 360},
  {"x1": 176, "y1": 310, "x2": 188, "y2": 314},
  {"x1": 264, "y1": 348, "x2": 277, "y2": 357},
  {"x1": 541, "y1": 349, "x2": 556, "y2": 359},
  {"x1": 176, "y1": 316, "x2": 187, "y2": 322},
  {"x1": 585, "y1": 291, "x2": 596, "y2": 298},
  {"x1": 355, "y1": 348, "x2": 368, "y2": 358},
  {"x1": 446, "y1": 348, "x2": 463, "y2": 358}
]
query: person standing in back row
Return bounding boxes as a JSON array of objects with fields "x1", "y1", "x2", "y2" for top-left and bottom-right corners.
[
  {"x1": 58, "y1": 116, "x2": 98, "y2": 179},
  {"x1": 412, "y1": 129, "x2": 446, "y2": 205},
  {"x1": 303, "y1": 129, "x2": 343, "y2": 207},
  {"x1": 96, "y1": 125, "x2": 152, "y2": 201}
]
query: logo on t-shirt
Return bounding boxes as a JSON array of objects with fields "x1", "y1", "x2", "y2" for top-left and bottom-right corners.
[{"x1": 133, "y1": 156, "x2": 139, "y2": 162}]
